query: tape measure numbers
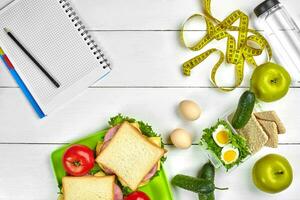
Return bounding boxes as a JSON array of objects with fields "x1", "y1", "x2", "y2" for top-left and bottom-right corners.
[{"x1": 181, "y1": 0, "x2": 272, "y2": 91}]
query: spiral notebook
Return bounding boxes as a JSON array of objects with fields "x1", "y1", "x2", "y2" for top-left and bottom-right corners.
[{"x1": 0, "y1": 0, "x2": 111, "y2": 117}]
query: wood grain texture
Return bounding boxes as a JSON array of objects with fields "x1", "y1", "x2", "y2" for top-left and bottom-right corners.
[
  {"x1": 2, "y1": 31, "x2": 299, "y2": 88},
  {"x1": 0, "y1": 88, "x2": 299, "y2": 143},
  {"x1": 0, "y1": 0, "x2": 300, "y2": 199},
  {"x1": 70, "y1": 0, "x2": 300, "y2": 30},
  {"x1": 0, "y1": 144, "x2": 298, "y2": 200},
  {"x1": 2, "y1": 0, "x2": 298, "y2": 31},
  {"x1": 167, "y1": 145, "x2": 299, "y2": 200}
]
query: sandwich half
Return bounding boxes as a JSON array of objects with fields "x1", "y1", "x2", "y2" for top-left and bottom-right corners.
[
  {"x1": 96, "y1": 121, "x2": 165, "y2": 191},
  {"x1": 62, "y1": 176, "x2": 115, "y2": 200}
]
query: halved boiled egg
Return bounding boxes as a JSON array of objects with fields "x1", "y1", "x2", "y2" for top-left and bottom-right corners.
[
  {"x1": 221, "y1": 144, "x2": 239, "y2": 165},
  {"x1": 212, "y1": 125, "x2": 230, "y2": 147}
]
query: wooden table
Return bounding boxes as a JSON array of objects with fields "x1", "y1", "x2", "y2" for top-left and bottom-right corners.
[{"x1": 0, "y1": 0, "x2": 299, "y2": 199}]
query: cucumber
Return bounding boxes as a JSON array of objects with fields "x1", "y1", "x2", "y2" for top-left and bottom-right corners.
[
  {"x1": 198, "y1": 162, "x2": 215, "y2": 180},
  {"x1": 198, "y1": 163, "x2": 215, "y2": 200},
  {"x1": 231, "y1": 90, "x2": 256, "y2": 129},
  {"x1": 198, "y1": 191, "x2": 214, "y2": 200},
  {"x1": 172, "y1": 174, "x2": 215, "y2": 194}
]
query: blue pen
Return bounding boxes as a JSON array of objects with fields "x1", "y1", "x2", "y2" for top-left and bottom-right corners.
[{"x1": 0, "y1": 48, "x2": 45, "y2": 118}]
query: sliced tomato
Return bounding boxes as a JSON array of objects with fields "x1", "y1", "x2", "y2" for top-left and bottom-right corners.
[{"x1": 62, "y1": 144, "x2": 94, "y2": 176}]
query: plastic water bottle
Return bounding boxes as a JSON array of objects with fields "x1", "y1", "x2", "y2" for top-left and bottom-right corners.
[{"x1": 254, "y1": 0, "x2": 300, "y2": 84}]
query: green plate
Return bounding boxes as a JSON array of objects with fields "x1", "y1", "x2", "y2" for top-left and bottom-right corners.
[{"x1": 51, "y1": 129, "x2": 173, "y2": 200}]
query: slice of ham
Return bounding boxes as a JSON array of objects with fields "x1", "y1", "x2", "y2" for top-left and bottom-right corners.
[
  {"x1": 143, "y1": 164, "x2": 158, "y2": 181},
  {"x1": 104, "y1": 125, "x2": 120, "y2": 142},
  {"x1": 114, "y1": 184, "x2": 123, "y2": 200},
  {"x1": 100, "y1": 125, "x2": 120, "y2": 154},
  {"x1": 99, "y1": 140, "x2": 114, "y2": 174},
  {"x1": 102, "y1": 166, "x2": 114, "y2": 175},
  {"x1": 100, "y1": 125, "x2": 120, "y2": 175},
  {"x1": 100, "y1": 140, "x2": 110, "y2": 151}
]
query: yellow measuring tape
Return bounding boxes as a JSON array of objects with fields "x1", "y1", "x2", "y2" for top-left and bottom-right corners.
[{"x1": 181, "y1": 0, "x2": 272, "y2": 91}]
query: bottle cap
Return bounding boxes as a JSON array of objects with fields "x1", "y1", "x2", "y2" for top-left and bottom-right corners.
[{"x1": 254, "y1": 0, "x2": 280, "y2": 17}]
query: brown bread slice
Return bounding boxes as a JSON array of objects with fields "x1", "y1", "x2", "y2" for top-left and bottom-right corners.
[
  {"x1": 231, "y1": 114, "x2": 268, "y2": 154},
  {"x1": 257, "y1": 119, "x2": 278, "y2": 148},
  {"x1": 254, "y1": 111, "x2": 286, "y2": 134}
]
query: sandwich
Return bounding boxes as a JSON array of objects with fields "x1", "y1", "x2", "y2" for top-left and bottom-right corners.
[
  {"x1": 95, "y1": 114, "x2": 166, "y2": 192},
  {"x1": 62, "y1": 176, "x2": 115, "y2": 200}
]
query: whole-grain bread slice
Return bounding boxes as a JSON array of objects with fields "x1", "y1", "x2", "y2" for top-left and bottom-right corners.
[
  {"x1": 231, "y1": 113, "x2": 268, "y2": 154},
  {"x1": 254, "y1": 111, "x2": 286, "y2": 134},
  {"x1": 257, "y1": 119, "x2": 278, "y2": 148}
]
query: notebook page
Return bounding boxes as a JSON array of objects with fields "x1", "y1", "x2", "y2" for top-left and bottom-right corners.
[{"x1": 0, "y1": 0, "x2": 110, "y2": 114}]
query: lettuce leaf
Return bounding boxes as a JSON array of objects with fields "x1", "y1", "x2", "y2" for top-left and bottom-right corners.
[
  {"x1": 108, "y1": 114, "x2": 159, "y2": 137},
  {"x1": 108, "y1": 114, "x2": 135, "y2": 127},
  {"x1": 88, "y1": 163, "x2": 102, "y2": 175},
  {"x1": 121, "y1": 186, "x2": 133, "y2": 196},
  {"x1": 138, "y1": 121, "x2": 157, "y2": 137},
  {"x1": 200, "y1": 120, "x2": 251, "y2": 170}
]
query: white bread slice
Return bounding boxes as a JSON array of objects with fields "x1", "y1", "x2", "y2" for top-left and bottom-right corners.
[
  {"x1": 254, "y1": 111, "x2": 286, "y2": 134},
  {"x1": 96, "y1": 121, "x2": 165, "y2": 191},
  {"x1": 62, "y1": 176, "x2": 114, "y2": 200},
  {"x1": 257, "y1": 119, "x2": 278, "y2": 148}
]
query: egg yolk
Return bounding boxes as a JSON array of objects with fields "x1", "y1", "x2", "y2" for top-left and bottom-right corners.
[
  {"x1": 223, "y1": 150, "x2": 237, "y2": 162},
  {"x1": 216, "y1": 131, "x2": 229, "y2": 144}
]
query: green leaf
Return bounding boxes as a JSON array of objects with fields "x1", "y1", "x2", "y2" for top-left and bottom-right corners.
[
  {"x1": 108, "y1": 114, "x2": 159, "y2": 138},
  {"x1": 200, "y1": 120, "x2": 251, "y2": 170},
  {"x1": 161, "y1": 156, "x2": 167, "y2": 163},
  {"x1": 108, "y1": 114, "x2": 135, "y2": 127},
  {"x1": 88, "y1": 163, "x2": 102, "y2": 175},
  {"x1": 138, "y1": 121, "x2": 158, "y2": 137},
  {"x1": 122, "y1": 186, "x2": 133, "y2": 196}
]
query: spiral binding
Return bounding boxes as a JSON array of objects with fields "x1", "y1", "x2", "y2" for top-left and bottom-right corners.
[{"x1": 58, "y1": 0, "x2": 110, "y2": 69}]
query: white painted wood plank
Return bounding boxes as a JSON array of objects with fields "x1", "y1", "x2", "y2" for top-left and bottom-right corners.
[
  {"x1": 70, "y1": 0, "x2": 300, "y2": 30},
  {"x1": 1, "y1": 0, "x2": 299, "y2": 30},
  {"x1": 167, "y1": 145, "x2": 300, "y2": 200},
  {"x1": 0, "y1": 144, "x2": 299, "y2": 200},
  {"x1": 0, "y1": 1, "x2": 299, "y2": 88},
  {"x1": 0, "y1": 144, "x2": 59, "y2": 200},
  {"x1": 0, "y1": 88, "x2": 298, "y2": 143},
  {"x1": 90, "y1": 31, "x2": 259, "y2": 88},
  {"x1": 0, "y1": 31, "x2": 287, "y2": 87}
]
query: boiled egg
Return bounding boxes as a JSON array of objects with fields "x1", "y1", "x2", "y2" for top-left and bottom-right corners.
[
  {"x1": 221, "y1": 145, "x2": 239, "y2": 165},
  {"x1": 212, "y1": 125, "x2": 230, "y2": 147}
]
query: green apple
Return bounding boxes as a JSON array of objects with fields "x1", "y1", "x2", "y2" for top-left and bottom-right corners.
[
  {"x1": 252, "y1": 154, "x2": 293, "y2": 193},
  {"x1": 251, "y1": 62, "x2": 291, "y2": 102}
]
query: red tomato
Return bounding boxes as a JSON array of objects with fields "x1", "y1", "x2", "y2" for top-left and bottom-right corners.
[
  {"x1": 62, "y1": 144, "x2": 95, "y2": 176},
  {"x1": 124, "y1": 191, "x2": 150, "y2": 200}
]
